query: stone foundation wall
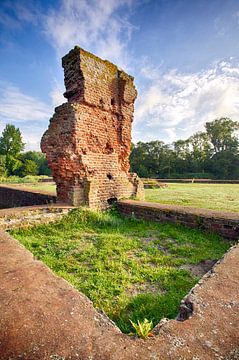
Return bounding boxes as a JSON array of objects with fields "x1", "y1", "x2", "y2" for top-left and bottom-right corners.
[
  {"x1": 117, "y1": 200, "x2": 239, "y2": 240},
  {"x1": 0, "y1": 185, "x2": 56, "y2": 209},
  {"x1": 1, "y1": 230, "x2": 239, "y2": 359},
  {"x1": 0, "y1": 205, "x2": 72, "y2": 230}
]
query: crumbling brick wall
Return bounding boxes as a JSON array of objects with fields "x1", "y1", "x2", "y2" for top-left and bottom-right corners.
[{"x1": 41, "y1": 46, "x2": 144, "y2": 208}]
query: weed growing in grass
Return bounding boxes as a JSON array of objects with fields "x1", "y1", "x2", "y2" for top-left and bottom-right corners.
[
  {"x1": 130, "y1": 318, "x2": 153, "y2": 338},
  {"x1": 11, "y1": 207, "x2": 231, "y2": 333}
]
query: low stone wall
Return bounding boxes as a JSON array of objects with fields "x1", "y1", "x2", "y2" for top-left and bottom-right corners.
[
  {"x1": 0, "y1": 185, "x2": 56, "y2": 208},
  {"x1": 117, "y1": 200, "x2": 239, "y2": 240},
  {"x1": 0, "y1": 231, "x2": 238, "y2": 359},
  {"x1": 144, "y1": 178, "x2": 239, "y2": 184},
  {"x1": 0, "y1": 205, "x2": 73, "y2": 230}
]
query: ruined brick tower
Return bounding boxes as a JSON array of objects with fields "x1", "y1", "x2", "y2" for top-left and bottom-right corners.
[{"x1": 41, "y1": 46, "x2": 144, "y2": 209}]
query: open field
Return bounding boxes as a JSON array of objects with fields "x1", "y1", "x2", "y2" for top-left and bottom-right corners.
[
  {"x1": 11, "y1": 208, "x2": 230, "y2": 334},
  {"x1": 4, "y1": 182, "x2": 57, "y2": 194},
  {"x1": 1, "y1": 178, "x2": 238, "y2": 213},
  {"x1": 145, "y1": 183, "x2": 239, "y2": 213}
]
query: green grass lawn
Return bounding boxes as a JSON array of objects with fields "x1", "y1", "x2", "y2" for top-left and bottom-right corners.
[
  {"x1": 5, "y1": 182, "x2": 57, "y2": 194},
  {"x1": 11, "y1": 208, "x2": 231, "y2": 334},
  {"x1": 2, "y1": 177, "x2": 238, "y2": 213},
  {"x1": 4, "y1": 180, "x2": 238, "y2": 213},
  {"x1": 145, "y1": 183, "x2": 239, "y2": 213}
]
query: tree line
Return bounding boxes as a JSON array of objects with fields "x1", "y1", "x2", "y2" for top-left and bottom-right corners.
[
  {"x1": 0, "y1": 124, "x2": 50, "y2": 177},
  {"x1": 0, "y1": 118, "x2": 238, "y2": 180},
  {"x1": 130, "y1": 118, "x2": 239, "y2": 179}
]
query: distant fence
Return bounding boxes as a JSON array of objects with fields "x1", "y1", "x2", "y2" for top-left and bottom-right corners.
[
  {"x1": 142, "y1": 178, "x2": 239, "y2": 184},
  {"x1": 39, "y1": 177, "x2": 54, "y2": 182}
]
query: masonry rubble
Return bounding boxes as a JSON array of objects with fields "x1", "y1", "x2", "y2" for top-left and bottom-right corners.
[{"x1": 41, "y1": 46, "x2": 144, "y2": 208}]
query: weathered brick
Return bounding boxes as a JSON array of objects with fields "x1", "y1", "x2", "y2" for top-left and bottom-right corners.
[{"x1": 41, "y1": 47, "x2": 144, "y2": 208}]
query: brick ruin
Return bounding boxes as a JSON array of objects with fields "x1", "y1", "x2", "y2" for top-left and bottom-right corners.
[{"x1": 41, "y1": 46, "x2": 144, "y2": 208}]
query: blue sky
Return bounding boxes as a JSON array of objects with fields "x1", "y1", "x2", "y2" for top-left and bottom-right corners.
[{"x1": 0, "y1": 0, "x2": 239, "y2": 150}]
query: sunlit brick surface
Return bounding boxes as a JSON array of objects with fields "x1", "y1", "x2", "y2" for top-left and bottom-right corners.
[{"x1": 41, "y1": 47, "x2": 144, "y2": 208}]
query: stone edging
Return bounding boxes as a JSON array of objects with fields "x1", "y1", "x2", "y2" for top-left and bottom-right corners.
[
  {"x1": 117, "y1": 200, "x2": 239, "y2": 240},
  {"x1": 0, "y1": 227, "x2": 238, "y2": 359}
]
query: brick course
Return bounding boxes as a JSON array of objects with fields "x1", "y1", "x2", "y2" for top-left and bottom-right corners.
[
  {"x1": 41, "y1": 47, "x2": 144, "y2": 208},
  {"x1": 117, "y1": 200, "x2": 239, "y2": 240}
]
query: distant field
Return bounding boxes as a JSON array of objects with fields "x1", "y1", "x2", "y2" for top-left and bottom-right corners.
[
  {"x1": 4, "y1": 182, "x2": 57, "y2": 194},
  {"x1": 2, "y1": 180, "x2": 239, "y2": 213},
  {"x1": 145, "y1": 183, "x2": 239, "y2": 213}
]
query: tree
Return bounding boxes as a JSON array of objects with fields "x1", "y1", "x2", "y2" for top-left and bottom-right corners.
[
  {"x1": 129, "y1": 118, "x2": 239, "y2": 180},
  {"x1": 0, "y1": 124, "x2": 25, "y2": 176},
  {"x1": 5, "y1": 155, "x2": 22, "y2": 176},
  {"x1": 21, "y1": 151, "x2": 51, "y2": 176},
  {"x1": 205, "y1": 118, "x2": 239, "y2": 154},
  {"x1": 209, "y1": 151, "x2": 239, "y2": 179},
  {"x1": 188, "y1": 132, "x2": 212, "y2": 172},
  {"x1": 130, "y1": 141, "x2": 174, "y2": 178},
  {"x1": 0, "y1": 155, "x2": 6, "y2": 176},
  {"x1": 0, "y1": 124, "x2": 25, "y2": 157},
  {"x1": 20, "y1": 159, "x2": 38, "y2": 177},
  {"x1": 172, "y1": 139, "x2": 192, "y2": 174},
  {"x1": 205, "y1": 118, "x2": 239, "y2": 179}
]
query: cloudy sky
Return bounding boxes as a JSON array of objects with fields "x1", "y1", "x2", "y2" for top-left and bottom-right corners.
[{"x1": 0, "y1": 0, "x2": 239, "y2": 150}]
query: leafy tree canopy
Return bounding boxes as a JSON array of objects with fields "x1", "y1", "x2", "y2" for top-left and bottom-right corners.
[
  {"x1": 130, "y1": 118, "x2": 239, "y2": 180},
  {"x1": 0, "y1": 124, "x2": 25, "y2": 157}
]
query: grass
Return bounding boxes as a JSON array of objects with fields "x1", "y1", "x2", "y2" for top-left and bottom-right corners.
[
  {"x1": 0, "y1": 175, "x2": 51, "y2": 184},
  {"x1": 145, "y1": 183, "x2": 239, "y2": 213},
  {"x1": 2, "y1": 178, "x2": 238, "y2": 213},
  {"x1": 8, "y1": 182, "x2": 56, "y2": 194},
  {"x1": 11, "y1": 207, "x2": 231, "y2": 334},
  {"x1": 0, "y1": 176, "x2": 56, "y2": 194},
  {"x1": 3, "y1": 179, "x2": 238, "y2": 213}
]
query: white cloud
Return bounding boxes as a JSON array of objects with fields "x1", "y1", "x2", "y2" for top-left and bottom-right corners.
[
  {"x1": 44, "y1": 0, "x2": 136, "y2": 69},
  {"x1": 0, "y1": 83, "x2": 53, "y2": 151},
  {"x1": 134, "y1": 59, "x2": 239, "y2": 143},
  {"x1": 0, "y1": 83, "x2": 51, "y2": 122},
  {"x1": 50, "y1": 85, "x2": 65, "y2": 108}
]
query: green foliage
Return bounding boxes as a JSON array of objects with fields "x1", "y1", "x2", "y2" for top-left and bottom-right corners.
[
  {"x1": 11, "y1": 208, "x2": 230, "y2": 333},
  {"x1": 21, "y1": 151, "x2": 51, "y2": 176},
  {"x1": 130, "y1": 318, "x2": 153, "y2": 338},
  {"x1": 0, "y1": 125, "x2": 51, "y2": 177},
  {"x1": 0, "y1": 175, "x2": 51, "y2": 184},
  {"x1": 130, "y1": 141, "x2": 174, "y2": 178},
  {"x1": 0, "y1": 124, "x2": 25, "y2": 176},
  {"x1": 130, "y1": 118, "x2": 239, "y2": 180},
  {"x1": 0, "y1": 124, "x2": 25, "y2": 157},
  {"x1": 20, "y1": 159, "x2": 38, "y2": 177},
  {"x1": 205, "y1": 117, "x2": 239, "y2": 153},
  {"x1": 5, "y1": 154, "x2": 23, "y2": 176},
  {"x1": 0, "y1": 155, "x2": 6, "y2": 176}
]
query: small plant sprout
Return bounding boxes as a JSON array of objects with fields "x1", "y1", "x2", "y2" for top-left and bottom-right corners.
[{"x1": 130, "y1": 318, "x2": 153, "y2": 339}]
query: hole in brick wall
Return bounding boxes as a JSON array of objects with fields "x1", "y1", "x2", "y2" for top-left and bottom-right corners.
[
  {"x1": 107, "y1": 174, "x2": 113, "y2": 180},
  {"x1": 107, "y1": 197, "x2": 117, "y2": 205},
  {"x1": 105, "y1": 142, "x2": 114, "y2": 154},
  {"x1": 111, "y1": 98, "x2": 115, "y2": 105}
]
